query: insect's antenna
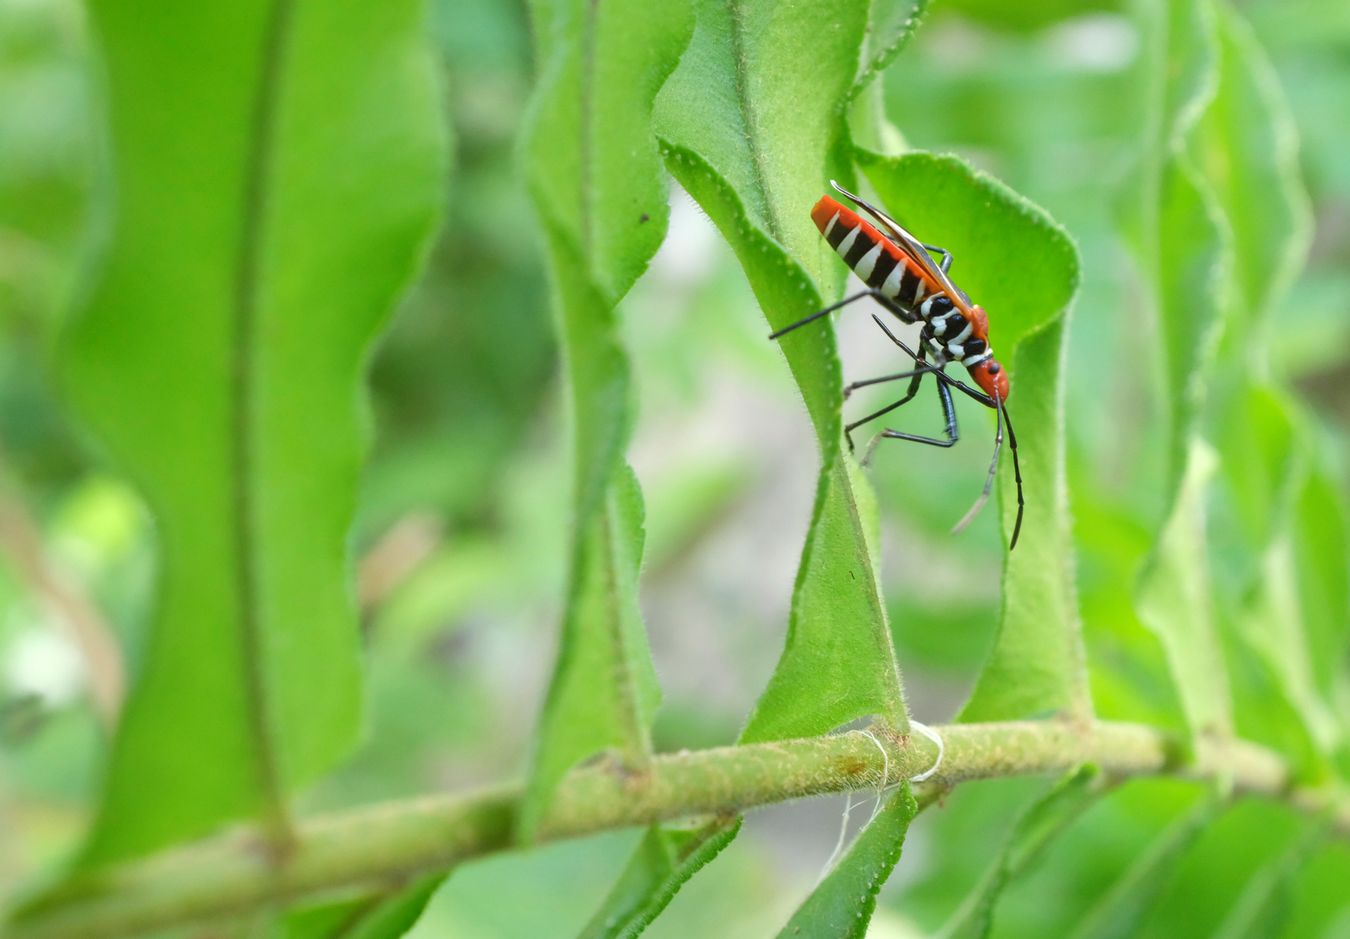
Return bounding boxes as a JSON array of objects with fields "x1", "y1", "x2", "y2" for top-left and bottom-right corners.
[
  {"x1": 1003, "y1": 400, "x2": 1024, "y2": 551},
  {"x1": 952, "y1": 391, "x2": 1003, "y2": 538}
]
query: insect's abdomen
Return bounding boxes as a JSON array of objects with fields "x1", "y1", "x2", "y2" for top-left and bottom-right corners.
[{"x1": 811, "y1": 195, "x2": 933, "y2": 308}]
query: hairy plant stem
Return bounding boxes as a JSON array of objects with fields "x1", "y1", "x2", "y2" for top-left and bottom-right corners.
[{"x1": 8, "y1": 720, "x2": 1347, "y2": 939}]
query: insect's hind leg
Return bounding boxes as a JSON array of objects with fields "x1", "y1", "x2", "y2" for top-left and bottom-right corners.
[
  {"x1": 920, "y1": 243, "x2": 953, "y2": 273},
  {"x1": 843, "y1": 367, "x2": 927, "y2": 453},
  {"x1": 860, "y1": 372, "x2": 960, "y2": 466}
]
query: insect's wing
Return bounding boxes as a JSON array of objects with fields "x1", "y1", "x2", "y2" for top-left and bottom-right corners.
[{"x1": 828, "y1": 180, "x2": 967, "y2": 304}]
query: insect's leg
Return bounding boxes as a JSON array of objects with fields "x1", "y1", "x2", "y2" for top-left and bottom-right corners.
[
  {"x1": 768, "y1": 289, "x2": 883, "y2": 340},
  {"x1": 868, "y1": 313, "x2": 927, "y2": 365},
  {"x1": 859, "y1": 373, "x2": 960, "y2": 465},
  {"x1": 951, "y1": 393, "x2": 1003, "y2": 537},
  {"x1": 1004, "y1": 405, "x2": 1025, "y2": 550},
  {"x1": 843, "y1": 367, "x2": 926, "y2": 452},
  {"x1": 950, "y1": 395, "x2": 1024, "y2": 550},
  {"x1": 920, "y1": 243, "x2": 952, "y2": 274},
  {"x1": 843, "y1": 365, "x2": 935, "y2": 400}
]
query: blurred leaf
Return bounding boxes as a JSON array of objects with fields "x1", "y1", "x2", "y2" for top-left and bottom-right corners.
[
  {"x1": 1195, "y1": 3, "x2": 1311, "y2": 344},
  {"x1": 519, "y1": 0, "x2": 693, "y2": 835},
  {"x1": 274, "y1": 876, "x2": 445, "y2": 939},
  {"x1": 1213, "y1": 822, "x2": 1326, "y2": 939},
  {"x1": 1212, "y1": 384, "x2": 1298, "y2": 562},
  {"x1": 942, "y1": 0, "x2": 1122, "y2": 32},
  {"x1": 61, "y1": 0, "x2": 445, "y2": 865},
  {"x1": 1120, "y1": 0, "x2": 1225, "y2": 476},
  {"x1": 1136, "y1": 438, "x2": 1231, "y2": 743},
  {"x1": 939, "y1": 767, "x2": 1102, "y2": 939},
  {"x1": 578, "y1": 819, "x2": 741, "y2": 939},
  {"x1": 1068, "y1": 796, "x2": 1219, "y2": 939},
  {"x1": 1234, "y1": 532, "x2": 1340, "y2": 773},
  {"x1": 858, "y1": 151, "x2": 1088, "y2": 722},
  {"x1": 656, "y1": 0, "x2": 906, "y2": 742},
  {"x1": 775, "y1": 783, "x2": 918, "y2": 939},
  {"x1": 1139, "y1": 797, "x2": 1308, "y2": 935},
  {"x1": 1292, "y1": 465, "x2": 1350, "y2": 705}
]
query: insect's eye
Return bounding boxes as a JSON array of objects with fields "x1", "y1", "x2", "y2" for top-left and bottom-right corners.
[{"x1": 988, "y1": 362, "x2": 1001, "y2": 374}]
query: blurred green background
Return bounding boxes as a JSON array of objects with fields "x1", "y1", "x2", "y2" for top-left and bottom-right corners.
[{"x1": 1, "y1": 0, "x2": 1347, "y2": 934}]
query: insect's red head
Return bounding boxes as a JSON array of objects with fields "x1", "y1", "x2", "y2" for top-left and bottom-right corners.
[{"x1": 970, "y1": 358, "x2": 1010, "y2": 403}]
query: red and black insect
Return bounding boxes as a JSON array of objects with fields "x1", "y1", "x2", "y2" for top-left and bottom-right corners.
[{"x1": 770, "y1": 181, "x2": 1024, "y2": 549}]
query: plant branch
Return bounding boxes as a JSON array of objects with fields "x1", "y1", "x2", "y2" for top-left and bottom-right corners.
[{"x1": 8, "y1": 720, "x2": 1347, "y2": 939}]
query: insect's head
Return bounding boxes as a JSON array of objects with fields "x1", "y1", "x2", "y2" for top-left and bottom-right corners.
[{"x1": 970, "y1": 355, "x2": 1011, "y2": 403}]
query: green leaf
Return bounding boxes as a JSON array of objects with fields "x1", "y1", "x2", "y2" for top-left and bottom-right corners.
[
  {"x1": 522, "y1": 460, "x2": 662, "y2": 834},
  {"x1": 63, "y1": 0, "x2": 445, "y2": 865},
  {"x1": 856, "y1": 151, "x2": 1089, "y2": 722},
  {"x1": 1121, "y1": 0, "x2": 1227, "y2": 475},
  {"x1": 1068, "y1": 797, "x2": 1219, "y2": 939},
  {"x1": 1135, "y1": 437, "x2": 1231, "y2": 743},
  {"x1": 1195, "y1": 3, "x2": 1311, "y2": 345},
  {"x1": 578, "y1": 819, "x2": 741, "y2": 939},
  {"x1": 1213, "y1": 822, "x2": 1327, "y2": 939},
  {"x1": 1291, "y1": 465, "x2": 1350, "y2": 709},
  {"x1": 584, "y1": 2, "x2": 913, "y2": 928},
  {"x1": 519, "y1": 0, "x2": 693, "y2": 835},
  {"x1": 776, "y1": 783, "x2": 918, "y2": 939},
  {"x1": 273, "y1": 876, "x2": 445, "y2": 939},
  {"x1": 939, "y1": 767, "x2": 1102, "y2": 939},
  {"x1": 656, "y1": 0, "x2": 905, "y2": 742},
  {"x1": 1233, "y1": 530, "x2": 1341, "y2": 773},
  {"x1": 847, "y1": 0, "x2": 928, "y2": 152},
  {"x1": 1212, "y1": 384, "x2": 1299, "y2": 561}
]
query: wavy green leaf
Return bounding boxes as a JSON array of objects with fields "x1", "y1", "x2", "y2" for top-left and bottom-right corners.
[
  {"x1": 578, "y1": 819, "x2": 741, "y2": 939},
  {"x1": 519, "y1": 0, "x2": 692, "y2": 836},
  {"x1": 776, "y1": 784, "x2": 918, "y2": 939},
  {"x1": 1121, "y1": 0, "x2": 1225, "y2": 474},
  {"x1": 857, "y1": 151, "x2": 1088, "y2": 722},
  {"x1": 1068, "y1": 797, "x2": 1219, "y2": 939},
  {"x1": 582, "y1": 2, "x2": 914, "y2": 930},
  {"x1": 1125, "y1": 0, "x2": 1232, "y2": 750},
  {"x1": 1136, "y1": 437, "x2": 1230, "y2": 743},
  {"x1": 939, "y1": 767, "x2": 1102, "y2": 939},
  {"x1": 1196, "y1": 3, "x2": 1311, "y2": 345},
  {"x1": 1213, "y1": 822, "x2": 1327, "y2": 939},
  {"x1": 656, "y1": 0, "x2": 905, "y2": 743},
  {"x1": 273, "y1": 876, "x2": 445, "y2": 939},
  {"x1": 63, "y1": 0, "x2": 445, "y2": 865},
  {"x1": 847, "y1": 0, "x2": 928, "y2": 152},
  {"x1": 1292, "y1": 466, "x2": 1350, "y2": 714}
]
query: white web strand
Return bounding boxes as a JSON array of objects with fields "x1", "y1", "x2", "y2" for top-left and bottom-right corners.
[
  {"x1": 817, "y1": 730, "x2": 891, "y2": 884},
  {"x1": 908, "y1": 720, "x2": 945, "y2": 783}
]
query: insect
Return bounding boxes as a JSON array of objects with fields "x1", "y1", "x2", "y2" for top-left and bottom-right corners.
[{"x1": 769, "y1": 181, "x2": 1024, "y2": 550}]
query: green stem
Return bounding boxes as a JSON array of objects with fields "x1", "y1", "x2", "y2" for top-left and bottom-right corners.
[{"x1": 8, "y1": 720, "x2": 1347, "y2": 939}]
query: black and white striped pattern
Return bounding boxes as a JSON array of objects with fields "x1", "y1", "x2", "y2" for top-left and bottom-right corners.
[
  {"x1": 821, "y1": 209, "x2": 996, "y2": 370},
  {"x1": 821, "y1": 211, "x2": 928, "y2": 309}
]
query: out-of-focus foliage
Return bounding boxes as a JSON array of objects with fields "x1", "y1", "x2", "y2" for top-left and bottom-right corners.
[{"x1": 0, "y1": 0, "x2": 1347, "y2": 935}]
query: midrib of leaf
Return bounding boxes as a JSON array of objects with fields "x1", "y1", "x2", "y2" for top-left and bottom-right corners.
[
  {"x1": 725, "y1": 1, "x2": 779, "y2": 242},
  {"x1": 602, "y1": 499, "x2": 648, "y2": 759},
  {"x1": 230, "y1": 0, "x2": 295, "y2": 842}
]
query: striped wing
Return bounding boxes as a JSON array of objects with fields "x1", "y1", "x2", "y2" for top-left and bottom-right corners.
[
  {"x1": 812, "y1": 197, "x2": 934, "y2": 308},
  {"x1": 828, "y1": 180, "x2": 969, "y2": 311}
]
